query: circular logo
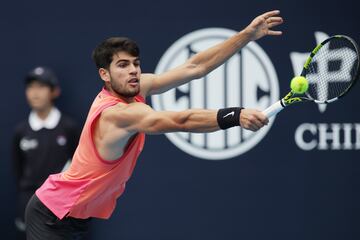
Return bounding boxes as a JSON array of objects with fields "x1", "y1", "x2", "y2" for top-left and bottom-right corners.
[
  {"x1": 151, "y1": 28, "x2": 279, "y2": 160},
  {"x1": 57, "y1": 135, "x2": 67, "y2": 146}
]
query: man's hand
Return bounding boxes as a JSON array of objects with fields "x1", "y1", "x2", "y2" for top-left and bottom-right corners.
[
  {"x1": 239, "y1": 109, "x2": 269, "y2": 131},
  {"x1": 244, "y1": 10, "x2": 283, "y2": 41}
]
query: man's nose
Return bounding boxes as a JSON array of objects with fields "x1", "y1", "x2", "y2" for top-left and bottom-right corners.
[{"x1": 129, "y1": 64, "x2": 138, "y2": 74}]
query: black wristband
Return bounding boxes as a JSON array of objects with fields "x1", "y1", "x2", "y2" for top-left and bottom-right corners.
[{"x1": 217, "y1": 107, "x2": 243, "y2": 130}]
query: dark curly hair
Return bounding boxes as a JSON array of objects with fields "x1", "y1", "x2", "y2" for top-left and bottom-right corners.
[{"x1": 92, "y1": 37, "x2": 140, "y2": 70}]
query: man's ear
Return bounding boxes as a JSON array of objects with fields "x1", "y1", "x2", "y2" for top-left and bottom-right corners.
[{"x1": 99, "y1": 68, "x2": 110, "y2": 83}]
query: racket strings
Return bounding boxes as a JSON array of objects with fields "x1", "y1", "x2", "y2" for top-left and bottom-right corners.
[{"x1": 305, "y1": 38, "x2": 358, "y2": 102}]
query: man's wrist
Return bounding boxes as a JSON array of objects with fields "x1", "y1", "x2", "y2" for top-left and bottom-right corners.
[{"x1": 217, "y1": 107, "x2": 244, "y2": 129}]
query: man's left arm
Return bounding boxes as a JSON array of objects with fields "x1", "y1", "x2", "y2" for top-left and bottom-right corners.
[{"x1": 141, "y1": 10, "x2": 283, "y2": 97}]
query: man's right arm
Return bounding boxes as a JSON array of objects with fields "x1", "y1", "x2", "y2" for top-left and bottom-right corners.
[
  {"x1": 96, "y1": 103, "x2": 268, "y2": 160},
  {"x1": 102, "y1": 102, "x2": 268, "y2": 135}
]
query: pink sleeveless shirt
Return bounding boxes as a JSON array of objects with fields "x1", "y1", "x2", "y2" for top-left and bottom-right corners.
[{"x1": 36, "y1": 88, "x2": 145, "y2": 219}]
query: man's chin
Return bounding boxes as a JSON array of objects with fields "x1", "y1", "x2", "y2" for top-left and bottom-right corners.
[
  {"x1": 128, "y1": 88, "x2": 140, "y2": 97},
  {"x1": 115, "y1": 89, "x2": 140, "y2": 98}
]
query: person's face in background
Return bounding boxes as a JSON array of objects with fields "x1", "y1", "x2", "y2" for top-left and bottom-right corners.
[{"x1": 25, "y1": 81, "x2": 59, "y2": 112}]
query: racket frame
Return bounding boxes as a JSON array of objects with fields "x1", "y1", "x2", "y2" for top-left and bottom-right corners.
[{"x1": 263, "y1": 35, "x2": 360, "y2": 118}]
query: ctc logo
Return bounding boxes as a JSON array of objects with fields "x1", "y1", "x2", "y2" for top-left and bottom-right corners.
[{"x1": 152, "y1": 28, "x2": 279, "y2": 160}]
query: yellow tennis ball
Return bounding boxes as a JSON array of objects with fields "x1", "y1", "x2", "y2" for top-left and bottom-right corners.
[{"x1": 290, "y1": 76, "x2": 309, "y2": 94}]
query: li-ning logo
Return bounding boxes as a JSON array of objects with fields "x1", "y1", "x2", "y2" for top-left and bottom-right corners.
[{"x1": 152, "y1": 28, "x2": 279, "y2": 160}]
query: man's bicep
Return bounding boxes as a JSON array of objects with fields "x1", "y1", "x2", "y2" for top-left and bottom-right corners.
[
  {"x1": 103, "y1": 103, "x2": 154, "y2": 132},
  {"x1": 103, "y1": 103, "x2": 182, "y2": 134},
  {"x1": 123, "y1": 104, "x2": 173, "y2": 134},
  {"x1": 118, "y1": 104, "x2": 181, "y2": 134}
]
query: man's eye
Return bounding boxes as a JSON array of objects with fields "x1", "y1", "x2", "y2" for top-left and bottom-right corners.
[{"x1": 118, "y1": 63, "x2": 127, "y2": 68}]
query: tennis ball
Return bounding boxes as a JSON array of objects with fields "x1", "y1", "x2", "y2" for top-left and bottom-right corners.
[{"x1": 290, "y1": 76, "x2": 309, "y2": 94}]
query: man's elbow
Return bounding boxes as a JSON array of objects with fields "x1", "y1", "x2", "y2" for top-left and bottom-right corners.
[{"x1": 144, "y1": 116, "x2": 188, "y2": 134}]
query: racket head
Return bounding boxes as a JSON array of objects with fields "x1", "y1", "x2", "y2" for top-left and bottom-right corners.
[{"x1": 300, "y1": 35, "x2": 360, "y2": 104}]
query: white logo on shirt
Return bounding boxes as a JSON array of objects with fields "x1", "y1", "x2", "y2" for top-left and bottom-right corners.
[
  {"x1": 20, "y1": 138, "x2": 38, "y2": 151},
  {"x1": 57, "y1": 135, "x2": 67, "y2": 146}
]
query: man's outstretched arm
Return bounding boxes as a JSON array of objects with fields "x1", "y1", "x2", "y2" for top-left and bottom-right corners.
[
  {"x1": 104, "y1": 103, "x2": 269, "y2": 135},
  {"x1": 141, "y1": 10, "x2": 283, "y2": 96}
]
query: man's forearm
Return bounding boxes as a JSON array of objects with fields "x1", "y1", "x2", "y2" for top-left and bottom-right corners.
[
  {"x1": 175, "y1": 109, "x2": 220, "y2": 133},
  {"x1": 188, "y1": 30, "x2": 252, "y2": 77},
  {"x1": 188, "y1": 10, "x2": 283, "y2": 78}
]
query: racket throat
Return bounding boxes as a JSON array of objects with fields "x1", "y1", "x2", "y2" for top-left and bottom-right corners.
[{"x1": 262, "y1": 100, "x2": 286, "y2": 118}]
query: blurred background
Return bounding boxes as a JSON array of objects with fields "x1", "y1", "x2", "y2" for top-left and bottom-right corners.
[{"x1": 1, "y1": 0, "x2": 359, "y2": 239}]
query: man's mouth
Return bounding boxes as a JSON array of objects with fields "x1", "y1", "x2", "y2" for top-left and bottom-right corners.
[{"x1": 128, "y1": 78, "x2": 139, "y2": 86}]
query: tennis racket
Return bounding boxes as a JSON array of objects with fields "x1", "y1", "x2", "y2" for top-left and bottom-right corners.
[{"x1": 263, "y1": 35, "x2": 360, "y2": 118}]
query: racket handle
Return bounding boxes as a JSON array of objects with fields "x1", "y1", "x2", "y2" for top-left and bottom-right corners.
[{"x1": 262, "y1": 100, "x2": 284, "y2": 118}]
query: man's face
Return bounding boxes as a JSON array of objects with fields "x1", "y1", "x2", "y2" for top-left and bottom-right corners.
[
  {"x1": 106, "y1": 51, "x2": 141, "y2": 98},
  {"x1": 25, "y1": 81, "x2": 56, "y2": 111}
]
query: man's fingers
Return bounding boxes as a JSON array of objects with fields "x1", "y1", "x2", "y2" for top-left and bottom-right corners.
[
  {"x1": 240, "y1": 109, "x2": 269, "y2": 131},
  {"x1": 252, "y1": 118, "x2": 264, "y2": 129},
  {"x1": 268, "y1": 30, "x2": 283, "y2": 36},
  {"x1": 262, "y1": 10, "x2": 280, "y2": 19},
  {"x1": 266, "y1": 16, "x2": 283, "y2": 23},
  {"x1": 248, "y1": 127, "x2": 257, "y2": 132},
  {"x1": 246, "y1": 116, "x2": 266, "y2": 131},
  {"x1": 243, "y1": 123, "x2": 257, "y2": 132},
  {"x1": 267, "y1": 16, "x2": 283, "y2": 30},
  {"x1": 268, "y1": 22, "x2": 282, "y2": 29},
  {"x1": 255, "y1": 112, "x2": 269, "y2": 125}
]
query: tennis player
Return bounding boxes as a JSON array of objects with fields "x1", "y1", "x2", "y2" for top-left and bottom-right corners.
[{"x1": 25, "y1": 10, "x2": 283, "y2": 239}]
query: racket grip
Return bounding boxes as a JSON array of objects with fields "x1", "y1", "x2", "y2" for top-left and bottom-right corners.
[{"x1": 262, "y1": 100, "x2": 284, "y2": 118}]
